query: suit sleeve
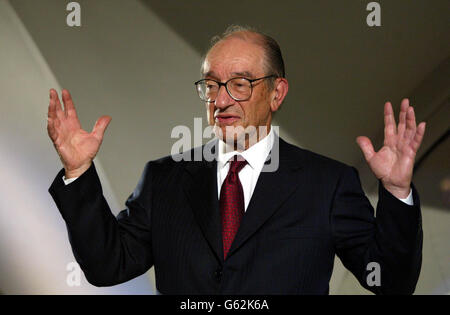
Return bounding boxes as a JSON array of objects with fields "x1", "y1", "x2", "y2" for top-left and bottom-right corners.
[
  {"x1": 49, "y1": 162, "x2": 154, "y2": 286},
  {"x1": 331, "y1": 166, "x2": 422, "y2": 295}
]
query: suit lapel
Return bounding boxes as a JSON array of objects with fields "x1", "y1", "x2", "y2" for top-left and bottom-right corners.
[
  {"x1": 183, "y1": 140, "x2": 224, "y2": 262},
  {"x1": 227, "y1": 137, "x2": 304, "y2": 259},
  {"x1": 182, "y1": 137, "x2": 305, "y2": 262}
]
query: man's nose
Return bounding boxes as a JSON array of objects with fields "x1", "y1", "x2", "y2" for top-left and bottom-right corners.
[{"x1": 214, "y1": 85, "x2": 234, "y2": 109}]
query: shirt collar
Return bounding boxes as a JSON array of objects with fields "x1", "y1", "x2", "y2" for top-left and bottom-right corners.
[{"x1": 217, "y1": 126, "x2": 275, "y2": 171}]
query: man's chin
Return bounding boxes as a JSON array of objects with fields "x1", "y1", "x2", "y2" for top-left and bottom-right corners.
[
  {"x1": 214, "y1": 123, "x2": 241, "y2": 140},
  {"x1": 213, "y1": 124, "x2": 261, "y2": 151}
]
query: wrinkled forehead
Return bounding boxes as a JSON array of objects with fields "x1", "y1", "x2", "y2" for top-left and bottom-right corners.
[{"x1": 202, "y1": 38, "x2": 266, "y2": 79}]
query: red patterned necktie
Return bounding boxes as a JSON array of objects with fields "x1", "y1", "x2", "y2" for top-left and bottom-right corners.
[{"x1": 220, "y1": 157, "x2": 247, "y2": 259}]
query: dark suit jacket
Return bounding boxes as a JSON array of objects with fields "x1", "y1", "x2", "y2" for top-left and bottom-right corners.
[{"x1": 49, "y1": 137, "x2": 422, "y2": 294}]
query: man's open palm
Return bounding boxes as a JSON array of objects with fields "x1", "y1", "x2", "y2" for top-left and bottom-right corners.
[
  {"x1": 356, "y1": 99, "x2": 426, "y2": 199},
  {"x1": 47, "y1": 89, "x2": 111, "y2": 178}
]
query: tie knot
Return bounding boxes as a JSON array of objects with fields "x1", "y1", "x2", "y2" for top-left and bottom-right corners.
[{"x1": 229, "y1": 156, "x2": 247, "y2": 174}]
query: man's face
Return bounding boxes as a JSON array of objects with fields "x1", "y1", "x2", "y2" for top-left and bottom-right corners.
[{"x1": 202, "y1": 37, "x2": 274, "y2": 147}]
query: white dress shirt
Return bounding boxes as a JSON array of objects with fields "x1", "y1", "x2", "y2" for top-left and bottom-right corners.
[
  {"x1": 63, "y1": 126, "x2": 413, "y2": 207},
  {"x1": 217, "y1": 127, "x2": 275, "y2": 211}
]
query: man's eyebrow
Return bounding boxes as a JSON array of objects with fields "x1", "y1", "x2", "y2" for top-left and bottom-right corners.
[
  {"x1": 203, "y1": 71, "x2": 218, "y2": 79},
  {"x1": 231, "y1": 71, "x2": 253, "y2": 78},
  {"x1": 202, "y1": 71, "x2": 254, "y2": 79}
]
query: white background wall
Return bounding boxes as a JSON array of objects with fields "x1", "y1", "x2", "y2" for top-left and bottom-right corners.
[{"x1": 0, "y1": 0, "x2": 153, "y2": 294}]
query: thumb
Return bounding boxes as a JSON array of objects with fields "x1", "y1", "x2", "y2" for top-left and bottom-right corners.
[
  {"x1": 356, "y1": 136, "x2": 375, "y2": 162},
  {"x1": 92, "y1": 115, "x2": 112, "y2": 141}
]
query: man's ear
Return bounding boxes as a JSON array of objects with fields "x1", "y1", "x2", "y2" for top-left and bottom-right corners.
[{"x1": 270, "y1": 78, "x2": 289, "y2": 112}]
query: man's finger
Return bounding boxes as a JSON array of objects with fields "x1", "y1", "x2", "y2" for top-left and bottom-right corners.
[
  {"x1": 384, "y1": 102, "x2": 397, "y2": 146},
  {"x1": 397, "y1": 98, "x2": 408, "y2": 138},
  {"x1": 48, "y1": 89, "x2": 57, "y2": 119},
  {"x1": 52, "y1": 89, "x2": 65, "y2": 119},
  {"x1": 404, "y1": 106, "x2": 417, "y2": 142},
  {"x1": 356, "y1": 136, "x2": 375, "y2": 162},
  {"x1": 92, "y1": 115, "x2": 112, "y2": 141},
  {"x1": 47, "y1": 117, "x2": 54, "y2": 137},
  {"x1": 62, "y1": 89, "x2": 78, "y2": 119},
  {"x1": 411, "y1": 122, "x2": 426, "y2": 152},
  {"x1": 47, "y1": 117, "x2": 58, "y2": 142}
]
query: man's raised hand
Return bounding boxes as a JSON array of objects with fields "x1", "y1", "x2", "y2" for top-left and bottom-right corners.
[
  {"x1": 356, "y1": 99, "x2": 426, "y2": 199},
  {"x1": 47, "y1": 89, "x2": 111, "y2": 179}
]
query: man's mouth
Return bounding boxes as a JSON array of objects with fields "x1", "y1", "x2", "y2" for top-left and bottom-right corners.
[{"x1": 215, "y1": 114, "x2": 240, "y2": 124}]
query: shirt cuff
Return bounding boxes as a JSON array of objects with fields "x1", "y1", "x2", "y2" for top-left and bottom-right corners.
[
  {"x1": 398, "y1": 188, "x2": 414, "y2": 206},
  {"x1": 62, "y1": 176, "x2": 79, "y2": 185}
]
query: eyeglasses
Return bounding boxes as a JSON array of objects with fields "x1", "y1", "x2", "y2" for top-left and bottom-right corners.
[{"x1": 194, "y1": 75, "x2": 277, "y2": 102}]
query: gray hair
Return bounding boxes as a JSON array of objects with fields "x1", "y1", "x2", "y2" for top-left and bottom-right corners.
[{"x1": 201, "y1": 25, "x2": 286, "y2": 89}]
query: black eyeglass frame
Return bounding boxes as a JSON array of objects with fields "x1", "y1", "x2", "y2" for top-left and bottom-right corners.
[{"x1": 194, "y1": 75, "x2": 277, "y2": 102}]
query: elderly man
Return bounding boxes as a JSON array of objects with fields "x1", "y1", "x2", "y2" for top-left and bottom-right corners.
[{"x1": 47, "y1": 26, "x2": 425, "y2": 294}]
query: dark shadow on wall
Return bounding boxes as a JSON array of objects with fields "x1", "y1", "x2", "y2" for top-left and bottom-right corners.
[
  {"x1": 141, "y1": 0, "x2": 450, "y2": 170},
  {"x1": 414, "y1": 129, "x2": 450, "y2": 212}
]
